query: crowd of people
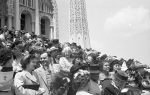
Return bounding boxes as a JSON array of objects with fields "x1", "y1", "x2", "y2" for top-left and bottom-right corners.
[{"x1": 0, "y1": 26, "x2": 150, "y2": 95}]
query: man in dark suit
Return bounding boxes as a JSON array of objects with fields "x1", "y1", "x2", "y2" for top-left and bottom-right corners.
[{"x1": 103, "y1": 70, "x2": 128, "y2": 95}]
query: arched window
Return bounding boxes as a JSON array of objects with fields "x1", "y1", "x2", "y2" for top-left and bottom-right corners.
[
  {"x1": 41, "y1": 19, "x2": 45, "y2": 35},
  {"x1": 21, "y1": 14, "x2": 26, "y2": 30}
]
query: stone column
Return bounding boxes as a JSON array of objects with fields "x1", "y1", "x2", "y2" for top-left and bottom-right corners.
[
  {"x1": 8, "y1": 15, "x2": 12, "y2": 30},
  {"x1": 50, "y1": 26, "x2": 54, "y2": 39},
  {"x1": 31, "y1": 21, "x2": 35, "y2": 33},
  {"x1": 1, "y1": 16, "x2": 5, "y2": 28},
  {"x1": 49, "y1": 26, "x2": 51, "y2": 39},
  {"x1": 14, "y1": 0, "x2": 20, "y2": 30},
  {"x1": 35, "y1": 0, "x2": 40, "y2": 35},
  {"x1": 53, "y1": 18, "x2": 56, "y2": 39}
]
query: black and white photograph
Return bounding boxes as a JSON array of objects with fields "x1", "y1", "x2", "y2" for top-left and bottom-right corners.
[{"x1": 0, "y1": 0, "x2": 150, "y2": 95}]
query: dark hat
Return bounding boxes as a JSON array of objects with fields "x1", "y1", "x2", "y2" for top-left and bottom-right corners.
[
  {"x1": 88, "y1": 52, "x2": 99, "y2": 61},
  {"x1": 109, "y1": 59, "x2": 121, "y2": 72},
  {"x1": 52, "y1": 39, "x2": 59, "y2": 44},
  {"x1": 72, "y1": 50, "x2": 83, "y2": 59},
  {"x1": 71, "y1": 42, "x2": 77, "y2": 46},
  {"x1": 114, "y1": 70, "x2": 128, "y2": 81},
  {"x1": 0, "y1": 49, "x2": 13, "y2": 66},
  {"x1": 70, "y1": 64, "x2": 87, "y2": 75},
  {"x1": 89, "y1": 63, "x2": 100, "y2": 74},
  {"x1": 133, "y1": 63, "x2": 147, "y2": 70},
  {"x1": 100, "y1": 54, "x2": 107, "y2": 60}
]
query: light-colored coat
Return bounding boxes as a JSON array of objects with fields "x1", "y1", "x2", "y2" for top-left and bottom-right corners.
[
  {"x1": 14, "y1": 70, "x2": 39, "y2": 95},
  {"x1": 88, "y1": 80, "x2": 102, "y2": 95},
  {"x1": 59, "y1": 57, "x2": 73, "y2": 75},
  {"x1": 0, "y1": 71, "x2": 14, "y2": 95},
  {"x1": 35, "y1": 67, "x2": 52, "y2": 95}
]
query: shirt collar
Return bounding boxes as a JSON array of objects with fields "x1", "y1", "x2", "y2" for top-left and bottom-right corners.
[{"x1": 111, "y1": 81, "x2": 120, "y2": 90}]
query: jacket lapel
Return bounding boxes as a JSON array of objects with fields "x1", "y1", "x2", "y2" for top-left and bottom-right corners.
[
  {"x1": 24, "y1": 71, "x2": 38, "y2": 83},
  {"x1": 38, "y1": 67, "x2": 48, "y2": 85}
]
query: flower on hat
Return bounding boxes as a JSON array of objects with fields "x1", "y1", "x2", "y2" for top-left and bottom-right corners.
[
  {"x1": 73, "y1": 70, "x2": 90, "y2": 90},
  {"x1": 47, "y1": 46, "x2": 58, "y2": 53}
]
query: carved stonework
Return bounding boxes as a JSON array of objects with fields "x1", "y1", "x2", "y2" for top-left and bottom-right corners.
[
  {"x1": 80, "y1": 0, "x2": 88, "y2": 34},
  {"x1": 39, "y1": 12, "x2": 53, "y2": 25},
  {"x1": 51, "y1": 0, "x2": 59, "y2": 39},
  {"x1": 19, "y1": 6, "x2": 35, "y2": 22},
  {"x1": 0, "y1": 0, "x2": 14, "y2": 17},
  {"x1": 70, "y1": 0, "x2": 75, "y2": 36},
  {"x1": 7, "y1": 0, "x2": 14, "y2": 16},
  {"x1": 70, "y1": 0, "x2": 88, "y2": 35},
  {"x1": 0, "y1": 0, "x2": 6, "y2": 16},
  {"x1": 70, "y1": 0, "x2": 90, "y2": 48}
]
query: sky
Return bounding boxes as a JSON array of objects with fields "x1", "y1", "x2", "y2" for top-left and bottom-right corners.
[{"x1": 86, "y1": 0, "x2": 150, "y2": 65}]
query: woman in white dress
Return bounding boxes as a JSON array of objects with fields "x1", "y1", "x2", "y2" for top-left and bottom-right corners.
[{"x1": 59, "y1": 47, "x2": 73, "y2": 77}]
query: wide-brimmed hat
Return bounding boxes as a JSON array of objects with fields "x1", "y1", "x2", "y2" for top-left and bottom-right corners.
[
  {"x1": 71, "y1": 42, "x2": 77, "y2": 46},
  {"x1": 72, "y1": 50, "x2": 83, "y2": 59},
  {"x1": 88, "y1": 63, "x2": 100, "y2": 74},
  {"x1": 109, "y1": 59, "x2": 121, "y2": 72},
  {"x1": 51, "y1": 39, "x2": 59, "y2": 45},
  {"x1": 114, "y1": 70, "x2": 128, "y2": 81},
  {"x1": 0, "y1": 48, "x2": 13, "y2": 66},
  {"x1": 47, "y1": 46, "x2": 58, "y2": 53},
  {"x1": 133, "y1": 63, "x2": 147, "y2": 70},
  {"x1": 70, "y1": 64, "x2": 87, "y2": 75}
]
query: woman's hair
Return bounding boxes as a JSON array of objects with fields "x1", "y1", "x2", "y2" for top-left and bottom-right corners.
[
  {"x1": 0, "y1": 48, "x2": 13, "y2": 66},
  {"x1": 99, "y1": 60, "x2": 110, "y2": 72},
  {"x1": 109, "y1": 59, "x2": 120, "y2": 72},
  {"x1": 21, "y1": 54, "x2": 37, "y2": 69},
  {"x1": 62, "y1": 47, "x2": 72, "y2": 57},
  {"x1": 72, "y1": 57, "x2": 81, "y2": 65},
  {"x1": 10, "y1": 40, "x2": 24, "y2": 50}
]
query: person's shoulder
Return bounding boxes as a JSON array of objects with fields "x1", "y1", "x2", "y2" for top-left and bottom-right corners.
[
  {"x1": 76, "y1": 91, "x2": 93, "y2": 95},
  {"x1": 109, "y1": 72, "x2": 115, "y2": 75},
  {"x1": 104, "y1": 82, "x2": 118, "y2": 92},
  {"x1": 34, "y1": 67, "x2": 42, "y2": 72},
  {"x1": 60, "y1": 57, "x2": 66, "y2": 59},
  {"x1": 15, "y1": 70, "x2": 25, "y2": 77},
  {"x1": 32, "y1": 70, "x2": 40, "y2": 75},
  {"x1": 99, "y1": 72, "x2": 107, "y2": 80}
]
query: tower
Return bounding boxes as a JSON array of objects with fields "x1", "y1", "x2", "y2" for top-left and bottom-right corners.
[
  {"x1": 70, "y1": 0, "x2": 91, "y2": 49},
  {"x1": 55, "y1": 0, "x2": 91, "y2": 49}
]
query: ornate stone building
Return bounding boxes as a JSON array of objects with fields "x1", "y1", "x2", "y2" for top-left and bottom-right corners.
[
  {"x1": 0, "y1": 0, "x2": 90, "y2": 49},
  {"x1": 0, "y1": 0, "x2": 58, "y2": 39}
]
